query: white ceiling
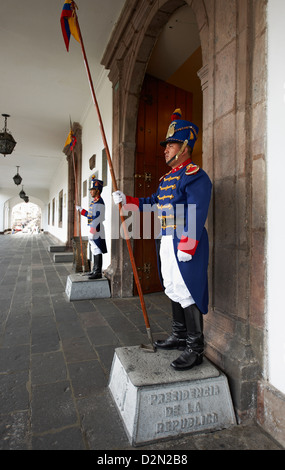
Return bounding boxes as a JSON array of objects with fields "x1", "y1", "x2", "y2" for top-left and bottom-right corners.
[
  {"x1": 0, "y1": 1, "x2": 199, "y2": 199},
  {"x1": 0, "y1": 0, "x2": 126, "y2": 194}
]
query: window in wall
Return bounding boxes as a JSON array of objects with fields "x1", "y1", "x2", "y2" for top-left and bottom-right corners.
[
  {"x1": 83, "y1": 180, "x2": 87, "y2": 198},
  {"x1": 52, "y1": 198, "x2": 55, "y2": 226},
  {"x1": 58, "y1": 190, "x2": 63, "y2": 228},
  {"x1": 102, "y1": 148, "x2": 107, "y2": 186},
  {"x1": 89, "y1": 154, "x2": 96, "y2": 170}
]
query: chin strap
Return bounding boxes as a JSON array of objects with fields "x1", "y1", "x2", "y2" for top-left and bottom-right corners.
[{"x1": 167, "y1": 140, "x2": 188, "y2": 166}]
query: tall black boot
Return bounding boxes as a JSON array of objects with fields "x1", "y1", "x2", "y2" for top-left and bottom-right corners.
[
  {"x1": 88, "y1": 254, "x2": 102, "y2": 280},
  {"x1": 171, "y1": 304, "x2": 204, "y2": 370},
  {"x1": 154, "y1": 301, "x2": 187, "y2": 350}
]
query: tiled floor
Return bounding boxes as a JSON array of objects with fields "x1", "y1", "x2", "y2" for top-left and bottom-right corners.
[{"x1": 0, "y1": 233, "x2": 283, "y2": 450}]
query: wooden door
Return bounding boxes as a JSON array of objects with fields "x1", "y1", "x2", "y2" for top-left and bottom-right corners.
[{"x1": 134, "y1": 74, "x2": 193, "y2": 294}]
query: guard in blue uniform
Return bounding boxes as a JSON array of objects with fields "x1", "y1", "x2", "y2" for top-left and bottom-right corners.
[
  {"x1": 76, "y1": 177, "x2": 107, "y2": 279},
  {"x1": 113, "y1": 109, "x2": 212, "y2": 370}
]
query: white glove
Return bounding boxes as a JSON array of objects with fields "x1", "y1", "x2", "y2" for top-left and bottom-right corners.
[
  {"x1": 112, "y1": 190, "x2": 126, "y2": 205},
  {"x1": 177, "y1": 250, "x2": 192, "y2": 262},
  {"x1": 76, "y1": 205, "x2": 82, "y2": 212}
]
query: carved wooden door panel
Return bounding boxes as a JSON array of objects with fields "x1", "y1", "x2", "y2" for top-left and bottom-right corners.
[{"x1": 134, "y1": 74, "x2": 193, "y2": 294}]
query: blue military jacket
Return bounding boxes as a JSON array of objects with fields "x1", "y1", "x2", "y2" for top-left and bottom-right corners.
[
  {"x1": 81, "y1": 196, "x2": 107, "y2": 254},
  {"x1": 126, "y1": 158, "x2": 212, "y2": 313}
]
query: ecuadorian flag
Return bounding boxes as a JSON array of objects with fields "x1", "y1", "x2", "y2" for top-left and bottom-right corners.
[
  {"x1": 61, "y1": 1, "x2": 80, "y2": 51},
  {"x1": 64, "y1": 130, "x2": 77, "y2": 150}
]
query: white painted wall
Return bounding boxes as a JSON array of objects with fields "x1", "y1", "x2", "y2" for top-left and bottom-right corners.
[
  {"x1": 79, "y1": 69, "x2": 113, "y2": 269},
  {"x1": 46, "y1": 157, "x2": 69, "y2": 243},
  {"x1": 0, "y1": 191, "x2": 13, "y2": 232},
  {"x1": 266, "y1": 0, "x2": 285, "y2": 394}
]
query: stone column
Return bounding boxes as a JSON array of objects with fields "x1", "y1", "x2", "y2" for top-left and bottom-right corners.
[{"x1": 63, "y1": 123, "x2": 82, "y2": 249}]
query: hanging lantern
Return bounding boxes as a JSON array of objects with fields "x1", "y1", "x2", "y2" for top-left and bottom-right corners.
[
  {"x1": 19, "y1": 185, "x2": 26, "y2": 199},
  {"x1": 0, "y1": 114, "x2": 17, "y2": 157},
  {"x1": 13, "y1": 166, "x2": 22, "y2": 186}
]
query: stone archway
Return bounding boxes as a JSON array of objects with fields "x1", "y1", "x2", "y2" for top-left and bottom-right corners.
[
  {"x1": 4, "y1": 195, "x2": 45, "y2": 232},
  {"x1": 102, "y1": 0, "x2": 210, "y2": 298},
  {"x1": 11, "y1": 201, "x2": 42, "y2": 233},
  {"x1": 103, "y1": 0, "x2": 269, "y2": 423}
]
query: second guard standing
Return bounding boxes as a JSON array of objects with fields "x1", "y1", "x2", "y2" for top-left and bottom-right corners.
[{"x1": 76, "y1": 177, "x2": 107, "y2": 279}]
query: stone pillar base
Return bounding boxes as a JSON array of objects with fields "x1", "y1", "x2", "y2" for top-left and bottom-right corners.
[
  {"x1": 65, "y1": 274, "x2": 111, "y2": 301},
  {"x1": 109, "y1": 346, "x2": 236, "y2": 446}
]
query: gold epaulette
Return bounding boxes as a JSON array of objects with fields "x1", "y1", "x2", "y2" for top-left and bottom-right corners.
[
  {"x1": 185, "y1": 163, "x2": 200, "y2": 175},
  {"x1": 159, "y1": 170, "x2": 172, "y2": 182}
]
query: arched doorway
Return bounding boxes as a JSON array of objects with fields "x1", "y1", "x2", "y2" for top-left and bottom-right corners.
[
  {"x1": 133, "y1": 5, "x2": 203, "y2": 294},
  {"x1": 11, "y1": 202, "x2": 42, "y2": 233},
  {"x1": 102, "y1": 0, "x2": 209, "y2": 298}
]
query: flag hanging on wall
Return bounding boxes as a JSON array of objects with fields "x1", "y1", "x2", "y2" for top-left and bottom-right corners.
[{"x1": 60, "y1": 0, "x2": 80, "y2": 51}]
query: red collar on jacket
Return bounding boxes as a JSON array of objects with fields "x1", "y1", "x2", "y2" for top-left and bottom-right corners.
[{"x1": 171, "y1": 158, "x2": 192, "y2": 173}]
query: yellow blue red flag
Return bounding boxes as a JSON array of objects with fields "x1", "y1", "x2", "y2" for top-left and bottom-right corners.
[
  {"x1": 64, "y1": 130, "x2": 77, "y2": 150},
  {"x1": 61, "y1": 1, "x2": 80, "y2": 51}
]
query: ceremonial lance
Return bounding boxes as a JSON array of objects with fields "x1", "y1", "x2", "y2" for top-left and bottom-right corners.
[{"x1": 60, "y1": 1, "x2": 156, "y2": 351}]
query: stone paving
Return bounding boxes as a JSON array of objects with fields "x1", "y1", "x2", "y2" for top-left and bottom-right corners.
[{"x1": 0, "y1": 233, "x2": 283, "y2": 450}]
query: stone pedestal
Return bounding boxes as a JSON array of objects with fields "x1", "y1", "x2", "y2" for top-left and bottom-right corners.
[
  {"x1": 53, "y1": 252, "x2": 73, "y2": 263},
  {"x1": 109, "y1": 346, "x2": 236, "y2": 446},
  {"x1": 48, "y1": 245, "x2": 66, "y2": 252},
  {"x1": 65, "y1": 274, "x2": 111, "y2": 301}
]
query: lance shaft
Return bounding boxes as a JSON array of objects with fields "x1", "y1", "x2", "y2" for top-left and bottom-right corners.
[{"x1": 73, "y1": 9, "x2": 152, "y2": 334}]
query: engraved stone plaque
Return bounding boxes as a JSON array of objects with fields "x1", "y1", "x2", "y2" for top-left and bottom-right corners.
[
  {"x1": 109, "y1": 346, "x2": 236, "y2": 446},
  {"x1": 65, "y1": 274, "x2": 111, "y2": 301}
]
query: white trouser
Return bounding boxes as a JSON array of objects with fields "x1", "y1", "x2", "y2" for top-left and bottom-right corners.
[
  {"x1": 88, "y1": 239, "x2": 102, "y2": 255},
  {"x1": 160, "y1": 235, "x2": 195, "y2": 309}
]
